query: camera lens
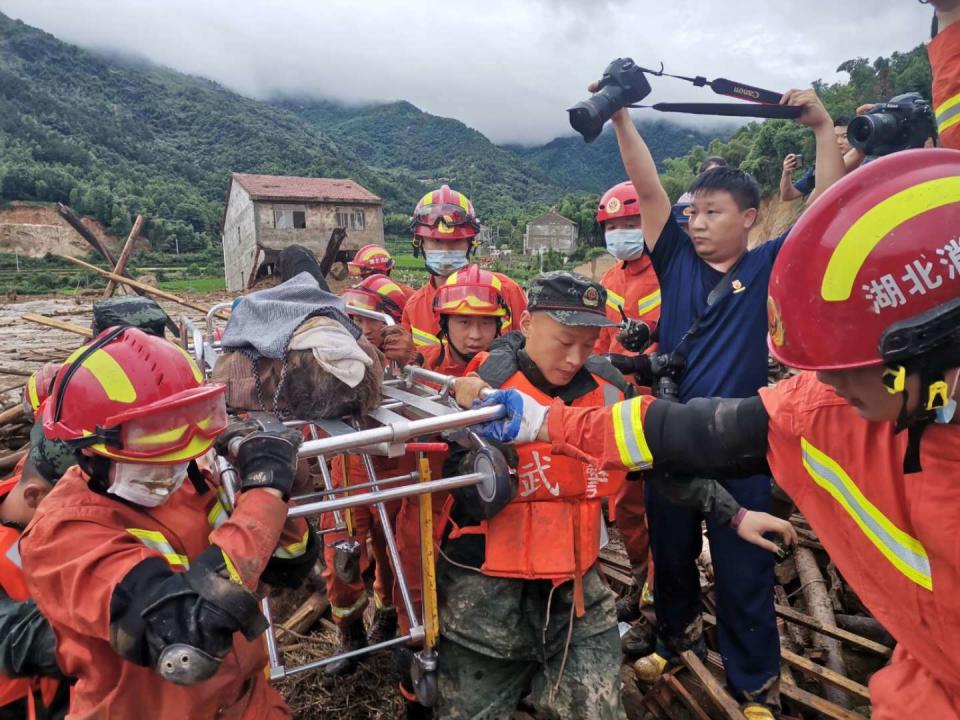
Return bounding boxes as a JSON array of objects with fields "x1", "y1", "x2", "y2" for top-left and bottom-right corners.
[
  {"x1": 568, "y1": 86, "x2": 627, "y2": 143},
  {"x1": 848, "y1": 113, "x2": 902, "y2": 153}
]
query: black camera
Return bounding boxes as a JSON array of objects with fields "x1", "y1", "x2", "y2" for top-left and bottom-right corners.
[
  {"x1": 648, "y1": 352, "x2": 686, "y2": 402},
  {"x1": 568, "y1": 58, "x2": 652, "y2": 143},
  {"x1": 847, "y1": 93, "x2": 936, "y2": 157}
]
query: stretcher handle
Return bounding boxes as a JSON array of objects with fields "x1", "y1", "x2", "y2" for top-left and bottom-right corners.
[{"x1": 405, "y1": 442, "x2": 449, "y2": 453}]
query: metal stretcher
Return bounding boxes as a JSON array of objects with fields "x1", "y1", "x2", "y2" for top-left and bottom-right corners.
[{"x1": 185, "y1": 303, "x2": 511, "y2": 705}]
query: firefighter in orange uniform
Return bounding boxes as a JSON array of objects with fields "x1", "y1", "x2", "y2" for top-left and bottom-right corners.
[
  {"x1": 930, "y1": 0, "x2": 960, "y2": 150},
  {"x1": 320, "y1": 275, "x2": 417, "y2": 677},
  {"x1": 20, "y1": 327, "x2": 317, "y2": 719},
  {"x1": 0, "y1": 452, "x2": 68, "y2": 720},
  {"x1": 401, "y1": 185, "x2": 526, "y2": 349},
  {"x1": 465, "y1": 150, "x2": 960, "y2": 719},
  {"x1": 435, "y1": 271, "x2": 632, "y2": 719},
  {"x1": 348, "y1": 244, "x2": 416, "y2": 297}
]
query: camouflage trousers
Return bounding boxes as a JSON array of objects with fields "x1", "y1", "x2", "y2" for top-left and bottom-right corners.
[{"x1": 435, "y1": 560, "x2": 625, "y2": 720}]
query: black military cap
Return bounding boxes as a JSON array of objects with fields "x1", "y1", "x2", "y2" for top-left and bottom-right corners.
[{"x1": 526, "y1": 271, "x2": 617, "y2": 328}]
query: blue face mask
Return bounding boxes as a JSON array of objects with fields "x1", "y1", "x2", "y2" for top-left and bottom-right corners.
[
  {"x1": 605, "y1": 228, "x2": 646, "y2": 261},
  {"x1": 424, "y1": 250, "x2": 469, "y2": 276},
  {"x1": 934, "y1": 370, "x2": 959, "y2": 424}
]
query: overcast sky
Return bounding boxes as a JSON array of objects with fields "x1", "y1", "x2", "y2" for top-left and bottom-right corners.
[{"x1": 0, "y1": 0, "x2": 935, "y2": 144}]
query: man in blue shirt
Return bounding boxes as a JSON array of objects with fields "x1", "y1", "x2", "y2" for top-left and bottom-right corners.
[{"x1": 607, "y1": 88, "x2": 846, "y2": 718}]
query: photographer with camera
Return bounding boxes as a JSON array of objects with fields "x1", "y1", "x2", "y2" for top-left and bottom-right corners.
[
  {"x1": 928, "y1": 0, "x2": 960, "y2": 149},
  {"x1": 578, "y1": 69, "x2": 846, "y2": 715},
  {"x1": 779, "y1": 116, "x2": 867, "y2": 202}
]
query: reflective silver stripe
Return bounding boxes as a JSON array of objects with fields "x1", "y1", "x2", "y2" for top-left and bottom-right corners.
[
  {"x1": 613, "y1": 399, "x2": 652, "y2": 470},
  {"x1": 126, "y1": 529, "x2": 190, "y2": 569},
  {"x1": 800, "y1": 439, "x2": 931, "y2": 591},
  {"x1": 5, "y1": 541, "x2": 21, "y2": 570},
  {"x1": 936, "y1": 96, "x2": 960, "y2": 133},
  {"x1": 602, "y1": 383, "x2": 620, "y2": 407},
  {"x1": 273, "y1": 530, "x2": 310, "y2": 559},
  {"x1": 636, "y1": 290, "x2": 661, "y2": 315}
]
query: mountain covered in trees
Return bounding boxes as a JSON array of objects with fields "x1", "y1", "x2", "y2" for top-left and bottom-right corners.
[{"x1": 0, "y1": 9, "x2": 934, "y2": 256}]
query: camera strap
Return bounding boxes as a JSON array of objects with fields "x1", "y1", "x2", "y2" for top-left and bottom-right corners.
[
  {"x1": 627, "y1": 64, "x2": 803, "y2": 120},
  {"x1": 674, "y1": 253, "x2": 748, "y2": 356}
]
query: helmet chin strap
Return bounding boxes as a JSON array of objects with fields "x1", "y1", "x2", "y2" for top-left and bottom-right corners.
[{"x1": 886, "y1": 360, "x2": 956, "y2": 473}]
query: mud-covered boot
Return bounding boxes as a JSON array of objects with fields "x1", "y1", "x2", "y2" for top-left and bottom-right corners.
[
  {"x1": 621, "y1": 613, "x2": 656, "y2": 657},
  {"x1": 323, "y1": 620, "x2": 367, "y2": 678},
  {"x1": 615, "y1": 585, "x2": 641, "y2": 623},
  {"x1": 367, "y1": 606, "x2": 398, "y2": 645}
]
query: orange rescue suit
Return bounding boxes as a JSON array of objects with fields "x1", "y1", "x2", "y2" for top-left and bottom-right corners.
[
  {"x1": 593, "y1": 255, "x2": 661, "y2": 355},
  {"x1": 21, "y1": 464, "x2": 309, "y2": 720},
  {"x1": 402, "y1": 271, "x2": 527, "y2": 348},
  {"x1": 547, "y1": 372, "x2": 960, "y2": 718},
  {"x1": 450, "y1": 361, "x2": 627, "y2": 612},
  {"x1": 930, "y1": 21, "x2": 960, "y2": 151},
  {"x1": 0, "y1": 474, "x2": 61, "y2": 720}
]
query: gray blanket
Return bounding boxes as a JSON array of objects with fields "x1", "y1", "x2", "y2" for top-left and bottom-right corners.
[{"x1": 221, "y1": 272, "x2": 359, "y2": 358}]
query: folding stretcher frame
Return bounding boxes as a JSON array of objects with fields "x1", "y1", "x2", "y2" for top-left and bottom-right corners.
[{"x1": 196, "y1": 304, "x2": 507, "y2": 683}]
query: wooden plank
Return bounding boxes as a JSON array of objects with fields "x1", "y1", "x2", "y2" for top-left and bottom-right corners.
[
  {"x1": 662, "y1": 674, "x2": 712, "y2": 720},
  {"x1": 22, "y1": 313, "x2": 93, "y2": 338},
  {"x1": 680, "y1": 650, "x2": 746, "y2": 720},
  {"x1": 0, "y1": 366, "x2": 32, "y2": 377},
  {"x1": 775, "y1": 605, "x2": 891, "y2": 658},
  {"x1": 780, "y1": 649, "x2": 870, "y2": 703},
  {"x1": 780, "y1": 682, "x2": 867, "y2": 720},
  {"x1": 0, "y1": 406, "x2": 24, "y2": 427},
  {"x1": 103, "y1": 214, "x2": 144, "y2": 297}
]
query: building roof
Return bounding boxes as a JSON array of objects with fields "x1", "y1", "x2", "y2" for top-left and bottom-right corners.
[
  {"x1": 230, "y1": 173, "x2": 383, "y2": 204},
  {"x1": 526, "y1": 209, "x2": 576, "y2": 227}
]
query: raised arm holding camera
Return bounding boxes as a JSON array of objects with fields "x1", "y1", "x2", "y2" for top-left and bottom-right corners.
[{"x1": 586, "y1": 81, "x2": 846, "y2": 717}]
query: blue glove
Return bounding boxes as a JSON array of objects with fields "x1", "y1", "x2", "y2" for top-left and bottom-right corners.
[{"x1": 471, "y1": 389, "x2": 548, "y2": 444}]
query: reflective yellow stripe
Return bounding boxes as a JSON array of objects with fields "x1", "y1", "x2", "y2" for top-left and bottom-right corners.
[
  {"x1": 220, "y1": 549, "x2": 243, "y2": 585},
  {"x1": 935, "y1": 90, "x2": 960, "y2": 118},
  {"x1": 610, "y1": 398, "x2": 652, "y2": 471},
  {"x1": 636, "y1": 289, "x2": 661, "y2": 316},
  {"x1": 821, "y1": 176, "x2": 960, "y2": 302},
  {"x1": 800, "y1": 438, "x2": 932, "y2": 591},
  {"x1": 411, "y1": 327, "x2": 440, "y2": 346},
  {"x1": 273, "y1": 530, "x2": 310, "y2": 559},
  {"x1": 207, "y1": 498, "x2": 228, "y2": 529},
  {"x1": 606, "y1": 288, "x2": 625, "y2": 313},
  {"x1": 126, "y1": 528, "x2": 190, "y2": 569},
  {"x1": 331, "y1": 594, "x2": 368, "y2": 618}
]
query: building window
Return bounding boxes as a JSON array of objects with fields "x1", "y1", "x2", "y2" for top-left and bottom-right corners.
[
  {"x1": 335, "y1": 207, "x2": 366, "y2": 230},
  {"x1": 272, "y1": 205, "x2": 307, "y2": 230}
]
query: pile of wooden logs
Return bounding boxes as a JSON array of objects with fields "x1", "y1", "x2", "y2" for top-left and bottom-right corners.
[{"x1": 599, "y1": 515, "x2": 890, "y2": 720}]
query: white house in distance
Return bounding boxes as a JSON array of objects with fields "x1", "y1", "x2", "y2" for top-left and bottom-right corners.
[
  {"x1": 523, "y1": 209, "x2": 578, "y2": 256},
  {"x1": 221, "y1": 172, "x2": 384, "y2": 292}
]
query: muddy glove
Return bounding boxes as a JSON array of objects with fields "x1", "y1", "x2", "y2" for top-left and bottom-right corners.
[
  {"x1": 233, "y1": 429, "x2": 302, "y2": 500},
  {"x1": 471, "y1": 390, "x2": 549, "y2": 444}
]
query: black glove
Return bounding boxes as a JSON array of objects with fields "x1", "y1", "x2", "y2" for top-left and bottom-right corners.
[
  {"x1": 616, "y1": 317, "x2": 652, "y2": 353},
  {"x1": 234, "y1": 429, "x2": 302, "y2": 500},
  {"x1": 214, "y1": 418, "x2": 261, "y2": 458},
  {"x1": 606, "y1": 353, "x2": 654, "y2": 385}
]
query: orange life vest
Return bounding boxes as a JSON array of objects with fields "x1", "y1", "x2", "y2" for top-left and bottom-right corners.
[{"x1": 450, "y1": 361, "x2": 627, "y2": 613}]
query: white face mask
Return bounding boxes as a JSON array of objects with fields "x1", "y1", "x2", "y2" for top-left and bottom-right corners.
[
  {"x1": 605, "y1": 228, "x2": 646, "y2": 261},
  {"x1": 934, "y1": 368, "x2": 960, "y2": 424},
  {"x1": 108, "y1": 461, "x2": 190, "y2": 507}
]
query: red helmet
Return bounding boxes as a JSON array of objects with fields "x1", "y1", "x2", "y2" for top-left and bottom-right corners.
[
  {"x1": 768, "y1": 149, "x2": 960, "y2": 372},
  {"x1": 44, "y1": 327, "x2": 227, "y2": 465},
  {"x1": 433, "y1": 265, "x2": 508, "y2": 318},
  {"x1": 22, "y1": 361, "x2": 61, "y2": 421},
  {"x1": 411, "y1": 185, "x2": 480, "y2": 243},
  {"x1": 597, "y1": 181, "x2": 641, "y2": 225},
  {"x1": 348, "y1": 244, "x2": 395, "y2": 278},
  {"x1": 342, "y1": 275, "x2": 408, "y2": 323}
]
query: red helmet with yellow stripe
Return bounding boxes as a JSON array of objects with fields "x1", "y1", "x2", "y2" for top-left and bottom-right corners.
[
  {"x1": 597, "y1": 181, "x2": 641, "y2": 225},
  {"x1": 411, "y1": 185, "x2": 480, "y2": 243},
  {"x1": 342, "y1": 275, "x2": 408, "y2": 323},
  {"x1": 44, "y1": 327, "x2": 227, "y2": 465},
  {"x1": 434, "y1": 265, "x2": 508, "y2": 318},
  {"x1": 22, "y1": 361, "x2": 61, "y2": 422},
  {"x1": 348, "y1": 244, "x2": 395, "y2": 278}
]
